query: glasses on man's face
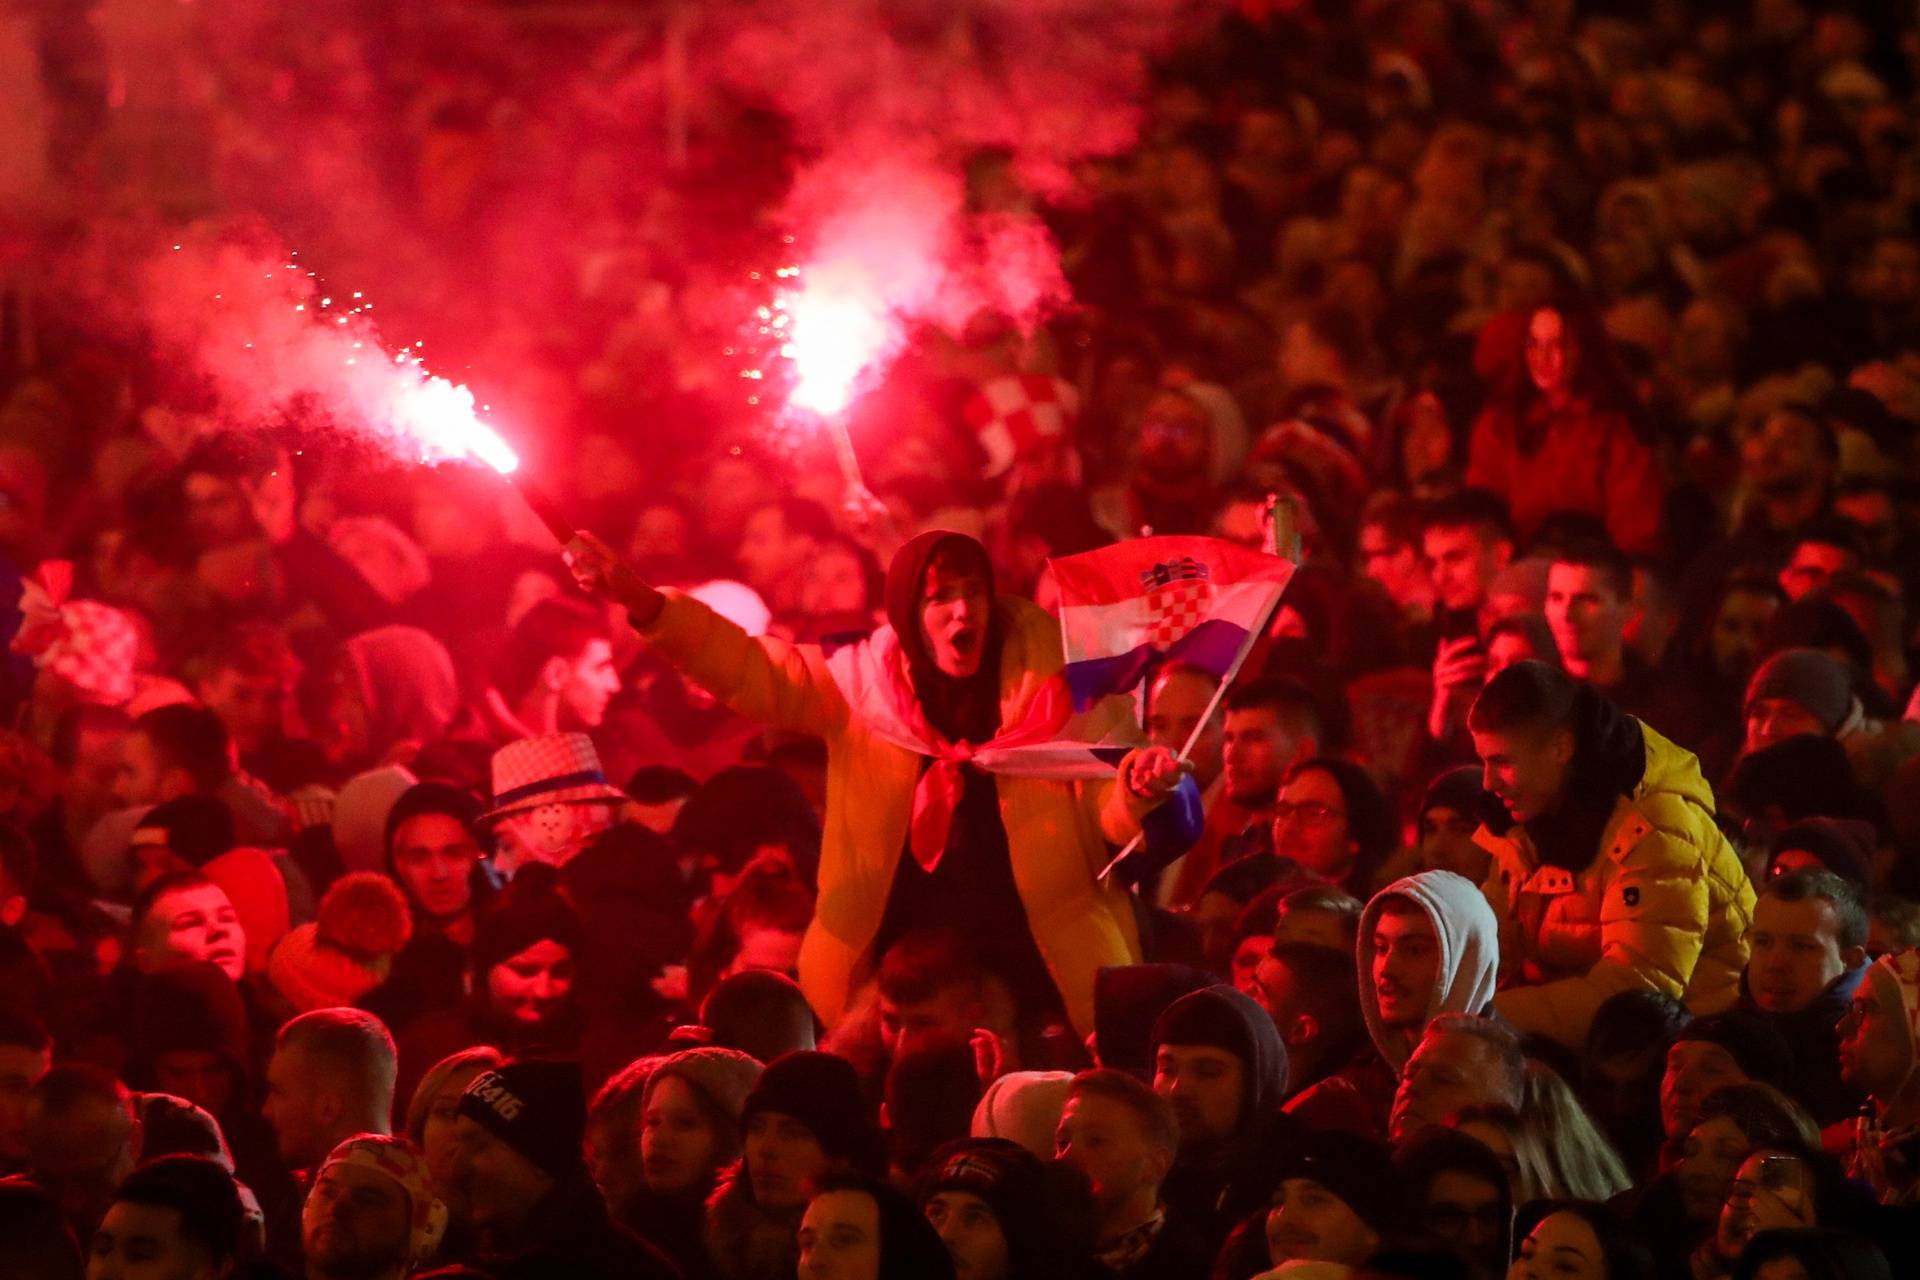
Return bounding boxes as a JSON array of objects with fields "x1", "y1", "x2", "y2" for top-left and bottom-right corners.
[{"x1": 1272, "y1": 800, "x2": 1344, "y2": 827}]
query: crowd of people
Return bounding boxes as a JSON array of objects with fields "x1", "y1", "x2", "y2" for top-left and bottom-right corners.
[{"x1": 2, "y1": 1, "x2": 1920, "y2": 1279}]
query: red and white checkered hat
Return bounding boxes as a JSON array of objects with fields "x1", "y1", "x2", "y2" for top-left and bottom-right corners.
[
  {"x1": 481, "y1": 732, "x2": 628, "y2": 824},
  {"x1": 319, "y1": 1134, "x2": 447, "y2": 1261},
  {"x1": 10, "y1": 561, "x2": 138, "y2": 706},
  {"x1": 962, "y1": 374, "x2": 1080, "y2": 479}
]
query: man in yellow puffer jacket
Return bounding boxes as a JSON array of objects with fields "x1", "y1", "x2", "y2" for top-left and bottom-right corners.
[
  {"x1": 1468, "y1": 660, "x2": 1756, "y2": 1050},
  {"x1": 564, "y1": 528, "x2": 1194, "y2": 1039}
]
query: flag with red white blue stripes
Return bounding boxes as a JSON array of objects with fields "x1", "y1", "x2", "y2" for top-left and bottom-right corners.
[{"x1": 1048, "y1": 536, "x2": 1294, "y2": 711}]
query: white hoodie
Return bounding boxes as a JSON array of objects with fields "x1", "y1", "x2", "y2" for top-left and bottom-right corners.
[{"x1": 1357, "y1": 869, "x2": 1501, "y2": 1073}]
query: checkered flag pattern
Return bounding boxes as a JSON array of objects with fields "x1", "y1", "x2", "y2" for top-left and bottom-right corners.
[
  {"x1": 1145, "y1": 578, "x2": 1215, "y2": 647},
  {"x1": 963, "y1": 374, "x2": 1080, "y2": 478}
]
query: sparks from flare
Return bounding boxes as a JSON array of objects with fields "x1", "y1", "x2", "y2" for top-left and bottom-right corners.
[{"x1": 218, "y1": 251, "x2": 522, "y2": 476}]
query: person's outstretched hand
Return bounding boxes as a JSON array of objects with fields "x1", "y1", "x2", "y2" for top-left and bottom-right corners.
[{"x1": 564, "y1": 530, "x2": 664, "y2": 625}]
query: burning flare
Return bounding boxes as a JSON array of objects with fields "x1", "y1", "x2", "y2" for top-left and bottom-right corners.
[
  {"x1": 395, "y1": 375, "x2": 520, "y2": 475},
  {"x1": 778, "y1": 264, "x2": 894, "y2": 419}
]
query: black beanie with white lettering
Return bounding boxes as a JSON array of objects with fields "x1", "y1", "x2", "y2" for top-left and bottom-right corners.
[{"x1": 455, "y1": 1059, "x2": 587, "y2": 1183}]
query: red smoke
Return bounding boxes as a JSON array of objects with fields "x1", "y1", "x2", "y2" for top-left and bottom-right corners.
[
  {"x1": 10, "y1": 0, "x2": 1218, "y2": 463},
  {"x1": 132, "y1": 228, "x2": 519, "y2": 473},
  {"x1": 711, "y1": 0, "x2": 1211, "y2": 416}
]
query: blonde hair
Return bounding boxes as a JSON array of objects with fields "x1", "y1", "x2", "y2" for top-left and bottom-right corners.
[
  {"x1": 1454, "y1": 1068, "x2": 1632, "y2": 1204},
  {"x1": 1519, "y1": 1062, "x2": 1633, "y2": 1202},
  {"x1": 403, "y1": 1045, "x2": 504, "y2": 1143}
]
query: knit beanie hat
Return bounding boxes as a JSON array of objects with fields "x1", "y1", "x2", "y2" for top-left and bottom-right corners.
[
  {"x1": 1724, "y1": 734, "x2": 1865, "y2": 824},
  {"x1": 1150, "y1": 984, "x2": 1291, "y2": 1118},
  {"x1": 456, "y1": 1060, "x2": 589, "y2": 1183},
  {"x1": 135, "y1": 797, "x2": 235, "y2": 868},
  {"x1": 1272, "y1": 1129, "x2": 1402, "y2": 1236},
  {"x1": 267, "y1": 872, "x2": 413, "y2": 1013},
  {"x1": 317, "y1": 1134, "x2": 447, "y2": 1262},
  {"x1": 333, "y1": 765, "x2": 419, "y2": 875},
  {"x1": 741, "y1": 1051, "x2": 885, "y2": 1175},
  {"x1": 643, "y1": 1047, "x2": 763, "y2": 1134},
  {"x1": 384, "y1": 782, "x2": 483, "y2": 868},
  {"x1": 969, "y1": 1071, "x2": 1073, "y2": 1160},
  {"x1": 1421, "y1": 765, "x2": 1488, "y2": 819},
  {"x1": 1744, "y1": 649, "x2": 1855, "y2": 733},
  {"x1": 915, "y1": 1138, "x2": 1052, "y2": 1268},
  {"x1": 1672, "y1": 1010, "x2": 1795, "y2": 1094},
  {"x1": 472, "y1": 869, "x2": 580, "y2": 974},
  {"x1": 136, "y1": 1093, "x2": 235, "y2": 1170},
  {"x1": 1153, "y1": 985, "x2": 1257, "y2": 1059},
  {"x1": 131, "y1": 961, "x2": 252, "y2": 1081},
  {"x1": 1768, "y1": 818, "x2": 1877, "y2": 890}
]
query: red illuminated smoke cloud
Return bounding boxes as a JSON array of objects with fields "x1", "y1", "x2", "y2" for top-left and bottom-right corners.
[
  {"x1": 700, "y1": 0, "x2": 1217, "y2": 408},
  {"x1": 132, "y1": 229, "x2": 518, "y2": 472}
]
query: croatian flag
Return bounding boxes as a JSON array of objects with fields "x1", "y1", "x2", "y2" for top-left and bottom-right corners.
[{"x1": 1049, "y1": 536, "x2": 1294, "y2": 711}]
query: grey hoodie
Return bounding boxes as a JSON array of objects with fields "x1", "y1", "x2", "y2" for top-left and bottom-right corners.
[{"x1": 1358, "y1": 869, "x2": 1500, "y2": 1072}]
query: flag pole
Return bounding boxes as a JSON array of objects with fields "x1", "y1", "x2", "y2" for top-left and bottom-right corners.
[{"x1": 1097, "y1": 495, "x2": 1295, "y2": 883}]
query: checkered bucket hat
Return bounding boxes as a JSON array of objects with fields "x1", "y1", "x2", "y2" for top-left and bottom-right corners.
[{"x1": 480, "y1": 732, "x2": 628, "y2": 824}]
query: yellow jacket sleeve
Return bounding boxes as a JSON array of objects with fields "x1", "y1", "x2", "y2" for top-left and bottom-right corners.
[
  {"x1": 638, "y1": 590, "x2": 850, "y2": 737},
  {"x1": 1493, "y1": 823, "x2": 1709, "y2": 1046}
]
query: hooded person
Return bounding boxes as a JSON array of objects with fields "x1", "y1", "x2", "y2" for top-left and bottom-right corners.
[
  {"x1": 360, "y1": 782, "x2": 494, "y2": 1037},
  {"x1": 1147, "y1": 983, "x2": 1293, "y2": 1253},
  {"x1": 706, "y1": 1049, "x2": 888, "y2": 1280},
  {"x1": 1357, "y1": 870, "x2": 1500, "y2": 1074},
  {"x1": 608, "y1": 1047, "x2": 762, "y2": 1277},
  {"x1": 565, "y1": 527, "x2": 1198, "y2": 1037},
  {"x1": 382, "y1": 782, "x2": 489, "y2": 942},
  {"x1": 446, "y1": 1059, "x2": 681, "y2": 1278},
  {"x1": 336, "y1": 625, "x2": 462, "y2": 767},
  {"x1": 1468, "y1": 661, "x2": 1755, "y2": 1049}
]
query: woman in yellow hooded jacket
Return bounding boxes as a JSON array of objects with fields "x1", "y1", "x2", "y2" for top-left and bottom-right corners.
[{"x1": 565, "y1": 528, "x2": 1194, "y2": 1037}]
